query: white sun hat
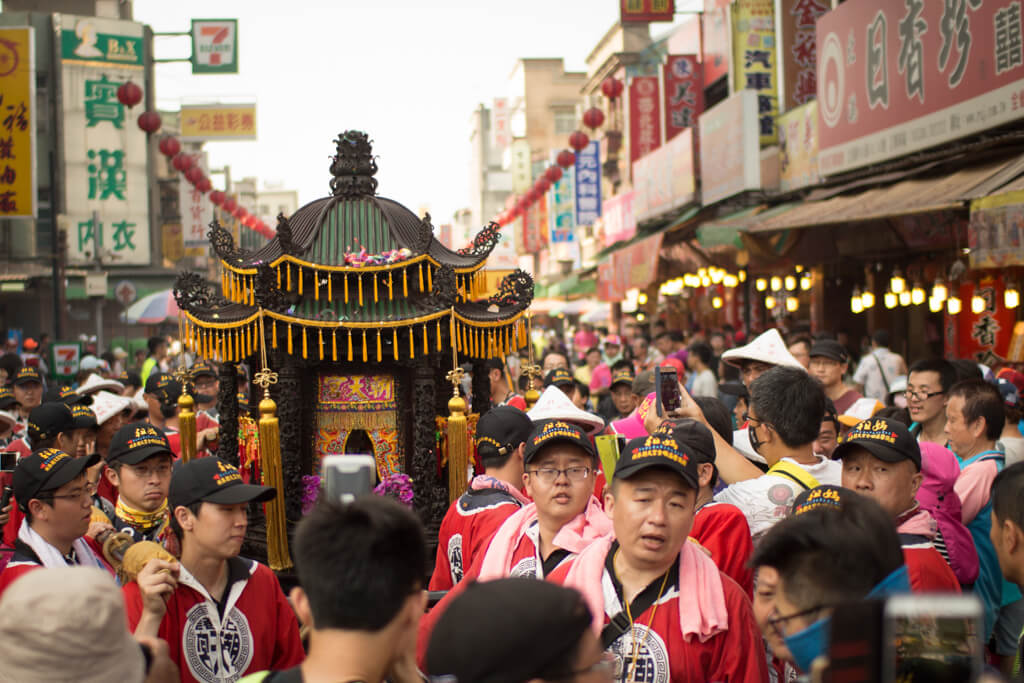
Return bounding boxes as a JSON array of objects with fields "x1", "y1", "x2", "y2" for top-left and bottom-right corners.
[
  {"x1": 89, "y1": 390, "x2": 134, "y2": 426},
  {"x1": 77, "y1": 373, "x2": 125, "y2": 396},
  {"x1": 721, "y1": 329, "x2": 805, "y2": 371},
  {"x1": 0, "y1": 410, "x2": 16, "y2": 429},
  {"x1": 526, "y1": 385, "x2": 606, "y2": 436}
]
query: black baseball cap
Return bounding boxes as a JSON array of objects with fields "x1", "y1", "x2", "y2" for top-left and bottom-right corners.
[
  {"x1": 545, "y1": 367, "x2": 575, "y2": 388},
  {"x1": 169, "y1": 456, "x2": 275, "y2": 509},
  {"x1": 0, "y1": 386, "x2": 17, "y2": 410},
  {"x1": 632, "y1": 370, "x2": 655, "y2": 397},
  {"x1": 523, "y1": 420, "x2": 597, "y2": 465},
  {"x1": 189, "y1": 361, "x2": 217, "y2": 379},
  {"x1": 145, "y1": 373, "x2": 182, "y2": 406},
  {"x1": 43, "y1": 384, "x2": 84, "y2": 406},
  {"x1": 118, "y1": 370, "x2": 142, "y2": 389},
  {"x1": 833, "y1": 417, "x2": 922, "y2": 471},
  {"x1": 791, "y1": 485, "x2": 858, "y2": 517},
  {"x1": 476, "y1": 406, "x2": 533, "y2": 462},
  {"x1": 11, "y1": 366, "x2": 42, "y2": 386},
  {"x1": 68, "y1": 403, "x2": 98, "y2": 430},
  {"x1": 610, "y1": 368, "x2": 635, "y2": 390},
  {"x1": 613, "y1": 422, "x2": 707, "y2": 489},
  {"x1": 13, "y1": 448, "x2": 101, "y2": 511},
  {"x1": 809, "y1": 339, "x2": 850, "y2": 363},
  {"x1": 28, "y1": 402, "x2": 76, "y2": 442},
  {"x1": 426, "y1": 578, "x2": 593, "y2": 683},
  {"x1": 108, "y1": 422, "x2": 174, "y2": 466}
]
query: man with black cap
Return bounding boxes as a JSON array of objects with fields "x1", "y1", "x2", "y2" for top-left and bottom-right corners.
[
  {"x1": 0, "y1": 448, "x2": 112, "y2": 597},
  {"x1": 548, "y1": 421, "x2": 768, "y2": 682},
  {"x1": 10, "y1": 365, "x2": 44, "y2": 429},
  {"x1": 546, "y1": 367, "x2": 578, "y2": 401},
  {"x1": 429, "y1": 405, "x2": 533, "y2": 591},
  {"x1": 809, "y1": 339, "x2": 862, "y2": 415},
  {"x1": 190, "y1": 360, "x2": 221, "y2": 424},
  {"x1": 610, "y1": 367, "x2": 638, "y2": 420},
  {"x1": 143, "y1": 372, "x2": 183, "y2": 457},
  {"x1": 125, "y1": 457, "x2": 304, "y2": 683},
  {"x1": 101, "y1": 422, "x2": 175, "y2": 546}
]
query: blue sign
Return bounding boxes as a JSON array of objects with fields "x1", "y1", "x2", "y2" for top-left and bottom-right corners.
[
  {"x1": 549, "y1": 162, "x2": 575, "y2": 243},
  {"x1": 574, "y1": 141, "x2": 601, "y2": 226}
]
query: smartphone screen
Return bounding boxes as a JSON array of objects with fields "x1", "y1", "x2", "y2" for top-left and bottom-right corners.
[
  {"x1": 882, "y1": 594, "x2": 983, "y2": 683},
  {"x1": 657, "y1": 367, "x2": 681, "y2": 414},
  {"x1": 322, "y1": 454, "x2": 376, "y2": 504},
  {"x1": 0, "y1": 451, "x2": 16, "y2": 472}
]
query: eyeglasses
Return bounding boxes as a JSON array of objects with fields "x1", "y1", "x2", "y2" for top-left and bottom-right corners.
[
  {"x1": 766, "y1": 604, "x2": 828, "y2": 637},
  {"x1": 903, "y1": 389, "x2": 944, "y2": 402},
  {"x1": 527, "y1": 466, "x2": 592, "y2": 484},
  {"x1": 742, "y1": 413, "x2": 766, "y2": 427},
  {"x1": 39, "y1": 481, "x2": 96, "y2": 503}
]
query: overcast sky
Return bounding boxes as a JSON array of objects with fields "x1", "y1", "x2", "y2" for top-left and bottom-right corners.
[{"x1": 133, "y1": 0, "x2": 697, "y2": 225}]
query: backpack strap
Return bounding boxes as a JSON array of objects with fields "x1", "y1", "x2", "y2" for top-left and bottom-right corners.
[
  {"x1": 872, "y1": 351, "x2": 891, "y2": 394},
  {"x1": 767, "y1": 461, "x2": 821, "y2": 491},
  {"x1": 600, "y1": 578, "x2": 669, "y2": 649}
]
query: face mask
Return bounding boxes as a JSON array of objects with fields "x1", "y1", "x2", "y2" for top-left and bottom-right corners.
[
  {"x1": 194, "y1": 393, "x2": 215, "y2": 404},
  {"x1": 748, "y1": 422, "x2": 764, "y2": 454},
  {"x1": 783, "y1": 615, "x2": 829, "y2": 673}
]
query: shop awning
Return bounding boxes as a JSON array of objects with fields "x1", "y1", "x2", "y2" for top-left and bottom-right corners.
[
  {"x1": 596, "y1": 205, "x2": 701, "y2": 260},
  {"x1": 546, "y1": 269, "x2": 597, "y2": 298},
  {"x1": 746, "y1": 155, "x2": 1024, "y2": 234}
]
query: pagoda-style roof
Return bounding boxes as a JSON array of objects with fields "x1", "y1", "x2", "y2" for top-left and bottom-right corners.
[{"x1": 174, "y1": 131, "x2": 533, "y2": 365}]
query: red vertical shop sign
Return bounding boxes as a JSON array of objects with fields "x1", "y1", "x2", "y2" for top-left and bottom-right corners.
[
  {"x1": 778, "y1": 0, "x2": 830, "y2": 112},
  {"x1": 663, "y1": 55, "x2": 704, "y2": 141},
  {"x1": 629, "y1": 76, "x2": 662, "y2": 168},
  {"x1": 945, "y1": 277, "x2": 1016, "y2": 364}
]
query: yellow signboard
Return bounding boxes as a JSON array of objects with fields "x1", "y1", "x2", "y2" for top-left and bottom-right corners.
[
  {"x1": 180, "y1": 103, "x2": 257, "y2": 141},
  {"x1": 0, "y1": 27, "x2": 36, "y2": 218}
]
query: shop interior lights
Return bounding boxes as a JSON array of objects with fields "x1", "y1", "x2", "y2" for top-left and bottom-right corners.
[
  {"x1": 971, "y1": 292, "x2": 986, "y2": 314},
  {"x1": 712, "y1": 296, "x2": 723, "y2": 309},
  {"x1": 723, "y1": 274, "x2": 739, "y2": 288},
  {"x1": 898, "y1": 290, "x2": 911, "y2": 307},
  {"x1": 765, "y1": 295, "x2": 777, "y2": 309},
  {"x1": 770, "y1": 276, "x2": 782, "y2": 291},
  {"x1": 884, "y1": 290, "x2": 898, "y2": 309},
  {"x1": 800, "y1": 273, "x2": 812, "y2": 290},
  {"x1": 861, "y1": 289, "x2": 875, "y2": 309},
  {"x1": 851, "y1": 294, "x2": 864, "y2": 314},
  {"x1": 710, "y1": 268, "x2": 724, "y2": 284},
  {"x1": 910, "y1": 283, "x2": 926, "y2": 306},
  {"x1": 890, "y1": 268, "x2": 906, "y2": 294},
  {"x1": 784, "y1": 275, "x2": 797, "y2": 291},
  {"x1": 928, "y1": 297, "x2": 943, "y2": 313},
  {"x1": 1006, "y1": 283, "x2": 1020, "y2": 309},
  {"x1": 755, "y1": 278, "x2": 767, "y2": 291},
  {"x1": 739, "y1": 270, "x2": 747, "y2": 282},
  {"x1": 637, "y1": 292, "x2": 648, "y2": 305},
  {"x1": 947, "y1": 296, "x2": 962, "y2": 315},
  {"x1": 786, "y1": 296, "x2": 799, "y2": 312},
  {"x1": 932, "y1": 279, "x2": 948, "y2": 302}
]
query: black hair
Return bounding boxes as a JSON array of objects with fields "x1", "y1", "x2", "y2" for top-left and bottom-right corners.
[
  {"x1": 992, "y1": 462, "x2": 1024, "y2": 533},
  {"x1": 688, "y1": 342, "x2": 713, "y2": 368},
  {"x1": 168, "y1": 501, "x2": 203, "y2": 540},
  {"x1": 750, "y1": 491, "x2": 904, "y2": 612},
  {"x1": 909, "y1": 358, "x2": 958, "y2": 393},
  {"x1": 575, "y1": 380, "x2": 590, "y2": 400},
  {"x1": 610, "y1": 358, "x2": 632, "y2": 373},
  {"x1": 948, "y1": 379, "x2": 1005, "y2": 441},
  {"x1": 146, "y1": 337, "x2": 166, "y2": 355},
  {"x1": 874, "y1": 405, "x2": 910, "y2": 426},
  {"x1": 0, "y1": 353, "x2": 22, "y2": 381},
  {"x1": 542, "y1": 351, "x2": 571, "y2": 371},
  {"x1": 693, "y1": 396, "x2": 731, "y2": 487},
  {"x1": 30, "y1": 435, "x2": 58, "y2": 451},
  {"x1": 517, "y1": 374, "x2": 529, "y2": 392},
  {"x1": 584, "y1": 347, "x2": 601, "y2": 358},
  {"x1": 294, "y1": 497, "x2": 426, "y2": 631},
  {"x1": 822, "y1": 398, "x2": 840, "y2": 432},
  {"x1": 654, "y1": 331, "x2": 672, "y2": 341},
  {"x1": 787, "y1": 334, "x2": 812, "y2": 351},
  {"x1": 950, "y1": 359, "x2": 983, "y2": 383},
  {"x1": 749, "y1": 366, "x2": 825, "y2": 448},
  {"x1": 872, "y1": 329, "x2": 890, "y2": 348}
]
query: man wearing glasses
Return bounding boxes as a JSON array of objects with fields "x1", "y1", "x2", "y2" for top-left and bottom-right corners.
[
  {"x1": 906, "y1": 359, "x2": 957, "y2": 445},
  {"x1": 0, "y1": 448, "x2": 112, "y2": 597}
]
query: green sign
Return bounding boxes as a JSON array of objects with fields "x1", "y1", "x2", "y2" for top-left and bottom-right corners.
[
  {"x1": 61, "y1": 23, "x2": 143, "y2": 66},
  {"x1": 191, "y1": 19, "x2": 238, "y2": 74}
]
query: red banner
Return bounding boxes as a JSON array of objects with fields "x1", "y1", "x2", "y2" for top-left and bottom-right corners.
[
  {"x1": 817, "y1": 0, "x2": 1024, "y2": 176},
  {"x1": 620, "y1": 0, "x2": 675, "y2": 23},
  {"x1": 945, "y1": 277, "x2": 1017, "y2": 365},
  {"x1": 629, "y1": 76, "x2": 662, "y2": 169},
  {"x1": 663, "y1": 55, "x2": 704, "y2": 141},
  {"x1": 598, "y1": 233, "x2": 665, "y2": 302},
  {"x1": 601, "y1": 191, "x2": 637, "y2": 247},
  {"x1": 778, "y1": 0, "x2": 829, "y2": 111}
]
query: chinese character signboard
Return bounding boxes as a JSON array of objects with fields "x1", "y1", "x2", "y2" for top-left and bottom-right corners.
[
  {"x1": 732, "y1": 0, "x2": 778, "y2": 145},
  {"x1": 601, "y1": 191, "x2": 637, "y2": 247},
  {"x1": 574, "y1": 140, "x2": 602, "y2": 226},
  {"x1": 180, "y1": 104, "x2": 257, "y2": 141},
  {"x1": 818, "y1": 0, "x2": 1024, "y2": 177},
  {"x1": 633, "y1": 128, "x2": 697, "y2": 223},
  {"x1": 180, "y1": 154, "x2": 212, "y2": 250},
  {"x1": 599, "y1": 233, "x2": 665, "y2": 302},
  {"x1": 699, "y1": 90, "x2": 762, "y2": 205},
  {"x1": 663, "y1": 55, "x2": 704, "y2": 141},
  {"x1": 60, "y1": 16, "x2": 150, "y2": 266},
  {"x1": 621, "y1": 0, "x2": 675, "y2": 23},
  {"x1": 778, "y1": 0, "x2": 829, "y2": 112},
  {"x1": 969, "y1": 190, "x2": 1024, "y2": 268},
  {"x1": 778, "y1": 100, "x2": 820, "y2": 192},
  {"x1": 0, "y1": 27, "x2": 36, "y2": 218},
  {"x1": 946, "y1": 277, "x2": 1016, "y2": 364},
  {"x1": 492, "y1": 98, "x2": 510, "y2": 153},
  {"x1": 509, "y1": 139, "x2": 531, "y2": 193},
  {"x1": 548, "y1": 159, "x2": 575, "y2": 244},
  {"x1": 191, "y1": 19, "x2": 238, "y2": 74},
  {"x1": 703, "y1": 1, "x2": 731, "y2": 85},
  {"x1": 629, "y1": 77, "x2": 662, "y2": 168}
]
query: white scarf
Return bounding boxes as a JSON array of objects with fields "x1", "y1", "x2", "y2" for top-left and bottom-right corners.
[{"x1": 17, "y1": 519, "x2": 106, "y2": 570}]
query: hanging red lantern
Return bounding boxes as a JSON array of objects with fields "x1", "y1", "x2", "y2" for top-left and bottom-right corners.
[
  {"x1": 545, "y1": 166, "x2": 563, "y2": 183},
  {"x1": 116, "y1": 80, "x2": 143, "y2": 108},
  {"x1": 209, "y1": 190, "x2": 225, "y2": 206},
  {"x1": 197, "y1": 177, "x2": 212, "y2": 193},
  {"x1": 601, "y1": 77, "x2": 624, "y2": 100},
  {"x1": 537, "y1": 178, "x2": 552, "y2": 193},
  {"x1": 158, "y1": 136, "x2": 181, "y2": 157},
  {"x1": 185, "y1": 166, "x2": 204, "y2": 184},
  {"x1": 172, "y1": 153, "x2": 194, "y2": 172},
  {"x1": 582, "y1": 107, "x2": 605, "y2": 130},
  {"x1": 233, "y1": 206, "x2": 247, "y2": 220},
  {"x1": 137, "y1": 110, "x2": 162, "y2": 134},
  {"x1": 222, "y1": 197, "x2": 237, "y2": 213},
  {"x1": 568, "y1": 131, "x2": 590, "y2": 152},
  {"x1": 556, "y1": 149, "x2": 576, "y2": 168}
]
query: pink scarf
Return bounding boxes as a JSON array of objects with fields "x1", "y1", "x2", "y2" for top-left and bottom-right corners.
[
  {"x1": 469, "y1": 474, "x2": 531, "y2": 506},
  {"x1": 896, "y1": 505, "x2": 937, "y2": 540},
  {"x1": 563, "y1": 535, "x2": 729, "y2": 642},
  {"x1": 478, "y1": 497, "x2": 611, "y2": 581}
]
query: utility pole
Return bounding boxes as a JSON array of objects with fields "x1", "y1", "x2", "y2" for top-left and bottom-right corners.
[{"x1": 90, "y1": 210, "x2": 106, "y2": 351}]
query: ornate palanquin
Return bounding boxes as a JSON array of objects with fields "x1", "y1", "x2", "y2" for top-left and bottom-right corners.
[{"x1": 172, "y1": 131, "x2": 534, "y2": 555}]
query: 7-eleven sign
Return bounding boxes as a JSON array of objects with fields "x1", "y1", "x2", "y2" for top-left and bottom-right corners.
[{"x1": 191, "y1": 19, "x2": 238, "y2": 74}]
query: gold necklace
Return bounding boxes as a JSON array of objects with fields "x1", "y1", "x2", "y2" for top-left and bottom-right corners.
[{"x1": 618, "y1": 554, "x2": 671, "y2": 683}]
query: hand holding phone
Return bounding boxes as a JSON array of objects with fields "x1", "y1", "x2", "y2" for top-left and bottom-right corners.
[{"x1": 656, "y1": 367, "x2": 682, "y2": 415}]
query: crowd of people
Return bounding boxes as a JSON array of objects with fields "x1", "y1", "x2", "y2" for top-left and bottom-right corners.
[{"x1": 0, "y1": 320, "x2": 1023, "y2": 682}]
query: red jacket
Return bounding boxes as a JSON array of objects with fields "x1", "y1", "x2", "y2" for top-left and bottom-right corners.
[
  {"x1": 903, "y1": 543, "x2": 962, "y2": 592},
  {"x1": 690, "y1": 501, "x2": 754, "y2": 597},
  {"x1": 0, "y1": 534, "x2": 112, "y2": 598},
  {"x1": 123, "y1": 557, "x2": 304, "y2": 683}
]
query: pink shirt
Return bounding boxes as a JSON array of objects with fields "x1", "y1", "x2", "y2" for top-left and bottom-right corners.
[{"x1": 954, "y1": 458, "x2": 1000, "y2": 525}]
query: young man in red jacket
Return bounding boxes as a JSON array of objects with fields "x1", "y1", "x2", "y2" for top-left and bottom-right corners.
[
  {"x1": 429, "y1": 405, "x2": 533, "y2": 590},
  {"x1": 125, "y1": 457, "x2": 304, "y2": 682},
  {"x1": 835, "y1": 417, "x2": 961, "y2": 592}
]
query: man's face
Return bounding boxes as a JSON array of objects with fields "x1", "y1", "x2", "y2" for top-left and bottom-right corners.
[
  {"x1": 543, "y1": 354, "x2": 569, "y2": 372},
  {"x1": 813, "y1": 420, "x2": 838, "y2": 458},
  {"x1": 710, "y1": 334, "x2": 725, "y2": 355},
  {"x1": 740, "y1": 361, "x2": 774, "y2": 388},
  {"x1": 523, "y1": 446, "x2": 595, "y2": 529},
  {"x1": 989, "y1": 511, "x2": 1019, "y2": 585},
  {"x1": 144, "y1": 393, "x2": 162, "y2": 420},
  {"x1": 841, "y1": 448, "x2": 921, "y2": 518},
  {"x1": 586, "y1": 350, "x2": 602, "y2": 368},
  {"x1": 944, "y1": 395, "x2": 982, "y2": 456},
  {"x1": 611, "y1": 385, "x2": 637, "y2": 416},
  {"x1": 631, "y1": 338, "x2": 649, "y2": 359},
  {"x1": 772, "y1": 575, "x2": 825, "y2": 643},
  {"x1": 654, "y1": 336, "x2": 673, "y2": 356},
  {"x1": 572, "y1": 388, "x2": 588, "y2": 411},
  {"x1": 907, "y1": 370, "x2": 946, "y2": 425},
  {"x1": 809, "y1": 357, "x2": 845, "y2": 388},
  {"x1": 34, "y1": 473, "x2": 93, "y2": 543},
  {"x1": 605, "y1": 469, "x2": 696, "y2": 572},
  {"x1": 155, "y1": 342, "x2": 168, "y2": 360},
  {"x1": 179, "y1": 501, "x2": 249, "y2": 559},
  {"x1": 13, "y1": 381, "x2": 42, "y2": 411},
  {"x1": 733, "y1": 396, "x2": 747, "y2": 429},
  {"x1": 60, "y1": 428, "x2": 94, "y2": 459},
  {"x1": 108, "y1": 455, "x2": 172, "y2": 512},
  {"x1": 788, "y1": 343, "x2": 811, "y2": 369},
  {"x1": 96, "y1": 412, "x2": 127, "y2": 452},
  {"x1": 193, "y1": 375, "x2": 219, "y2": 402},
  {"x1": 753, "y1": 566, "x2": 793, "y2": 661},
  {"x1": 605, "y1": 344, "x2": 621, "y2": 358}
]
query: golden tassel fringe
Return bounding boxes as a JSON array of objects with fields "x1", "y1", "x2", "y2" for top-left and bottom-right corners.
[
  {"x1": 259, "y1": 396, "x2": 293, "y2": 571},
  {"x1": 376, "y1": 330, "x2": 382, "y2": 362},
  {"x1": 362, "y1": 330, "x2": 368, "y2": 363},
  {"x1": 178, "y1": 391, "x2": 197, "y2": 463}
]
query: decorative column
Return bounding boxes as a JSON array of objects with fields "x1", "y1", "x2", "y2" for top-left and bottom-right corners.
[
  {"x1": 274, "y1": 350, "x2": 304, "y2": 522},
  {"x1": 471, "y1": 359, "x2": 491, "y2": 418},
  {"x1": 215, "y1": 363, "x2": 239, "y2": 466},
  {"x1": 412, "y1": 363, "x2": 448, "y2": 534}
]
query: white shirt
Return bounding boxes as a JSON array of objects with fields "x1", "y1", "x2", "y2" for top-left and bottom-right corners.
[
  {"x1": 690, "y1": 368, "x2": 718, "y2": 398},
  {"x1": 853, "y1": 347, "x2": 906, "y2": 401},
  {"x1": 998, "y1": 436, "x2": 1024, "y2": 467},
  {"x1": 714, "y1": 456, "x2": 843, "y2": 537}
]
